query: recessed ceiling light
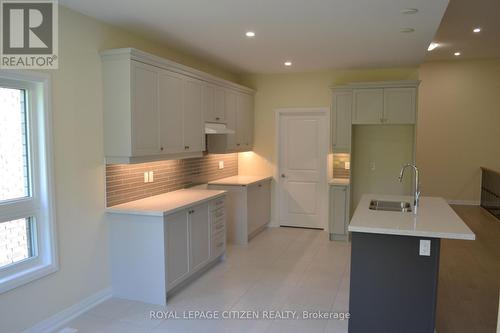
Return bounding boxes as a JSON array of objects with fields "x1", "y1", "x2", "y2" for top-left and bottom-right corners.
[
  {"x1": 245, "y1": 31, "x2": 255, "y2": 38},
  {"x1": 454, "y1": 52, "x2": 461, "y2": 56},
  {"x1": 428, "y1": 42, "x2": 439, "y2": 51},
  {"x1": 400, "y1": 28, "x2": 415, "y2": 33},
  {"x1": 284, "y1": 61, "x2": 292, "y2": 67},
  {"x1": 401, "y1": 8, "x2": 419, "y2": 14},
  {"x1": 473, "y1": 27, "x2": 481, "y2": 33}
]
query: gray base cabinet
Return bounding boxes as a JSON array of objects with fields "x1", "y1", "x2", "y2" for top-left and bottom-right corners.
[
  {"x1": 329, "y1": 184, "x2": 350, "y2": 241},
  {"x1": 349, "y1": 232, "x2": 440, "y2": 333},
  {"x1": 109, "y1": 196, "x2": 226, "y2": 306}
]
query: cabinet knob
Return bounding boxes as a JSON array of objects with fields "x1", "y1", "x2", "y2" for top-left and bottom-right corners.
[
  {"x1": 236, "y1": 143, "x2": 240, "y2": 146},
  {"x1": 216, "y1": 117, "x2": 220, "y2": 120},
  {"x1": 281, "y1": 174, "x2": 286, "y2": 178},
  {"x1": 160, "y1": 147, "x2": 164, "y2": 151},
  {"x1": 185, "y1": 146, "x2": 190, "y2": 150},
  {"x1": 258, "y1": 184, "x2": 262, "y2": 187}
]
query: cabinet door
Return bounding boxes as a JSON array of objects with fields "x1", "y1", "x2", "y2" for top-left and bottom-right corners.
[
  {"x1": 165, "y1": 210, "x2": 190, "y2": 290},
  {"x1": 183, "y1": 79, "x2": 204, "y2": 152},
  {"x1": 224, "y1": 89, "x2": 238, "y2": 150},
  {"x1": 383, "y1": 88, "x2": 416, "y2": 124},
  {"x1": 236, "y1": 93, "x2": 253, "y2": 150},
  {"x1": 189, "y1": 203, "x2": 210, "y2": 272},
  {"x1": 214, "y1": 86, "x2": 226, "y2": 123},
  {"x1": 158, "y1": 70, "x2": 184, "y2": 154},
  {"x1": 332, "y1": 91, "x2": 352, "y2": 152},
  {"x1": 202, "y1": 84, "x2": 216, "y2": 123},
  {"x1": 131, "y1": 62, "x2": 161, "y2": 155},
  {"x1": 352, "y1": 89, "x2": 384, "y2": 124},
  {"x1": 331, "y1": 186, "x2": 348, "y2": 236}
]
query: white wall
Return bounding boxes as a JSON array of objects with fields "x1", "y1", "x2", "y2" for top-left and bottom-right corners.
[{"x1": 0, "y1": 6, "x2": 237, "y2": 333}]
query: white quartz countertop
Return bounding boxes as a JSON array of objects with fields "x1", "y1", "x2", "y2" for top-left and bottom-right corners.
[
  {"x1": 208, "y1": 175, "x2": 272, "y2": 186},
  {"x1": 329, "y1": 178, "x2": 350, "y2": 186},
  {"x1": 106, "y1": 189, "x2": 226, "y2": 217},
  {"x1": 348, "y1": 194, "x2": 475, "y2": 240}
]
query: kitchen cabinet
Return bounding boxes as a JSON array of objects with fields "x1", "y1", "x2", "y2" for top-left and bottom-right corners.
[
  {"x1": 352, "y1": 89, "x2": 384, "y2": 124},
  {"x1": 203, "y1": 84, "x2": 226, "y2": 123},
  {"x1": 188, "y1": 203, "x2": 210, "y2": 273},
  {"x1": 329, "y1": 184, "x2": 350, "y2": 241},
  {"x1": 101, "y1": 48, "x2": 254, "y2": 163},
  {"x1": 208, "y1": 176, "x2": 271, "y2": 245},
  {"x1": 352, "y1": 86, "x2": 417, "y2": 125},
  {"x1": 206, "y1": 90, "x2": 255, "y2": 153},
  {"x1": 383, "y1": 87, "x2": 416, "y2": 124},
  {"x1": 108, "y1": 194, "x2": 226, "y2": 305},
  {"x1": 332, "y1": 90, "x2": 352, "y2": 152},
  {"x1": 166, "y1": 209, "x2": 190, "y2": 289}
]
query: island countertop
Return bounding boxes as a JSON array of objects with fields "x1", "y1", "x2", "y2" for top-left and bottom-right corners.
[
  {"x1": 106, "y1": 189, "x2": 226, "y2": 217},
  {"x1": 348, "y1": 194, "x2": 475, "y2": 240}
]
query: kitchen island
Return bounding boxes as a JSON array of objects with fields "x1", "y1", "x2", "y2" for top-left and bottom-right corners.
[{"x1": 347, "y1": 194, "x2": 475, "y2": 333}]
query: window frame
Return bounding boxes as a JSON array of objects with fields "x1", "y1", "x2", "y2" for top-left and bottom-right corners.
[{"x1": 0, "y1": 70, "x2": 58, "y2": 293}]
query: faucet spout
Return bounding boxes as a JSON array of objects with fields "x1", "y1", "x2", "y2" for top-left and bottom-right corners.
[{"x1": 398, "y1": 164, "x2": 420, "y2": 213}]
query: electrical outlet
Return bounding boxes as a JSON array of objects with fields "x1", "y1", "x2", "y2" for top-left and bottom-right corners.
[
  {"x1": 370, "y1": 162, "x2": 376, "y2": 171},
  {"x1": 143, "y1": 172, "x2": 149, "y2": 183},
  {"x1": 148, "y1": 171, "x2": 154, "y2": 182},
  {"x1": 218, "y1": 161, "x2": 224, "y2": 170},
  {"x1": 419, "y1": 239, "x2": 431, "y2": 256}
]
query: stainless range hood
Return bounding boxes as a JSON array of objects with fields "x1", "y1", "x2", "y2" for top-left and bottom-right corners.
[{"x1": 205, "y1": 122, "x2": 235, "y2": 134}]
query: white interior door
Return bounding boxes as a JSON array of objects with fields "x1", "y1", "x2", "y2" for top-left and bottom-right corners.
[{"x1": 278, "y1": 110, "x2": 328, "y2": 229}]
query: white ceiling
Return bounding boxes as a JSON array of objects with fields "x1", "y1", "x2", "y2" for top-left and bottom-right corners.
[
  {"x1": 426, "y1": 0, "x2": 500, "y2": 61},
  {"x1": 61, "y1": 0, "x2": 449, "y2": 74}
]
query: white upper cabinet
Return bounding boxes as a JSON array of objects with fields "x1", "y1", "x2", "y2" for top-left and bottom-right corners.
[
  {"x1": 352, "y1": 85, "x2": 417, "y2": 125},
  {"x1": 236, "y1": 92, "x2": 254, "y2": 150},
  {"x1": 101, "y1": 48, "x2": 254, "y2": 163},
  {"x1": 383, "y1": 87, "x2": 416, "y2": 124},
  {"x1": 352, "y1": 89, "x2": 384, "y2": 124},
  {"x1": 131, "y1": 62, "x2": 161, "y2": 155},
  {"x1": 158, "y1": 70, "x2": 184, "y2": 154},
  {"x1": 203, "y1": 84, "x2": 225, "y2": 123},
  {"x1": 332, "y1": 90, "x2": 352, "y2": 152},
  {"x1": 183, "y1": 79, "x2": 204, "y2": 152},
  {"x1": 224, "y1": 89, "x2": 238, "y2": 150}
]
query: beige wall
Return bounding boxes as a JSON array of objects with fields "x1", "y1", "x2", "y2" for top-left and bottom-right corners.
[
  {"x1": 417, "y1": 59, "x2": 500, "y2": 203},
  {"x1": 238, "y1": 68, "x2": 418, "y2": 223},
  {"x1": 0, "y1": 6, "x2": 238, "y2": 333}
]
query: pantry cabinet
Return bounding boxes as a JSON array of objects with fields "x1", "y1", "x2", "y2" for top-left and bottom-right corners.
[
  {"x1": 332, "y1": 90, "x2": 352, "y2": 152},
  {"x1": 101, "y1": 48, "x2": 254, "y2": 163}
]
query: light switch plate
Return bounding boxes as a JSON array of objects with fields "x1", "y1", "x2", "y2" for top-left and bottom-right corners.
[
  {"x1": 419, "y1": 239, "x2": 431, "y2": 256},
  {"x1": 148, "y1": 171, "x2": 154, "y2": 182},
  {"x1": 143, "y1": 172, "x2": 149, "y2": 183}
]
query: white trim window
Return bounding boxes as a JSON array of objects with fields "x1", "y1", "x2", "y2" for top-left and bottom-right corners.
[{"x1": 0, "y1": 71, "x2": 57, "y2": 293}]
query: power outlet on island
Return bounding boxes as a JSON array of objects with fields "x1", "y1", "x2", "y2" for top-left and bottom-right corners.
[
  {"x1": 218, "y1": 161, "x2": 224, "y2": 170},
  {"x1": 419, "y1": 239, "x2": 431, "y2": 256}
]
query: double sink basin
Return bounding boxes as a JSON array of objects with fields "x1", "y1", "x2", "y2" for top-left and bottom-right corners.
[{"x1": 369, "y1": 200, "x2": 412, "y2": 213}]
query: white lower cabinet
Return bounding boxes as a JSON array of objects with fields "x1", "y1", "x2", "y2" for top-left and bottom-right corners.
[
  {"x1": 329, "y1": 185, "x2": 350, "y2": 241},
  {"x1": 109, "y1": 196, "x2": 226, "y2": 306},
  {"x1": 208, "y1": 179, "x2": 270, "y2": 245}
]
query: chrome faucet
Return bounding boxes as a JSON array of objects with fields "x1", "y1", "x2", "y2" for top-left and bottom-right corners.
[{"x1": 398, "y1": 164, "x2": 420, "y2": 213}]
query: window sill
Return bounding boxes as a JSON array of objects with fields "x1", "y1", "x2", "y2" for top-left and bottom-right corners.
[{"x1": 0, "y1": 261, "x2": 58, "y2": 294}]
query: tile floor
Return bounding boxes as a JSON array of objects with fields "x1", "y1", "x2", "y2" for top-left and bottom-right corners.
[{"x1": 56, "y1": 227, "x2": 351, "y2": 333}]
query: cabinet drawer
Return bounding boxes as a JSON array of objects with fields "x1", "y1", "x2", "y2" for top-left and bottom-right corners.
[
  {"x1": 212, "y1": 221, "x2": 225, "y2": 235},
  {"x1": 210, "y1": 197, "x2": 225, "y2": 211},
  {"x1": 211, "y1": 231, "x2": 225, "y2": 257},
  {"x1": 211, "y1": 207, "x2": 225, "y2": 220}
]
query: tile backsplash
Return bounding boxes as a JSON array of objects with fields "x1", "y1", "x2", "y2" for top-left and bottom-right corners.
[
  {"x1": 106, "y1": 153, "x2": 238, "y2": 207},
  {"x1": 333, "y1": 153, "x2": 350, "y2": 179}
]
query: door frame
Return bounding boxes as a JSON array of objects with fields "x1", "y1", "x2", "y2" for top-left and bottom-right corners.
[{"x1": 275, "y1": 108, "x2": 330, "y2": 229}]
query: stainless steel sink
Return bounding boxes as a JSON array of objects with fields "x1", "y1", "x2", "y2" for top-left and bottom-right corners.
[{"x1": 369, "y1": 200, "x2": 412, "y2": 212}]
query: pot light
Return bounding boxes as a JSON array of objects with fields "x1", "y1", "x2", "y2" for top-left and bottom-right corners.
[
  {"x1": 454, "y1": 52, "x2": 461, "y2": 56},
  {"x1": 401, "y1": 8, "x2": 419, "y2": 15},
  {"x1": 473, "y1": 27, "x2": 481, "y2": 33},
  {"x1": 427, "y1": 43, "x2": 439, "y2": 51},
  {"x1": 284, "y1": 61, "x2": 292, "y2": 67},
  {"x1": 245, "y1": 31, "x2": 255, "y2": 38},
  {"x1": 400, "y1": 28, "x2": 415, "y2": 33}
]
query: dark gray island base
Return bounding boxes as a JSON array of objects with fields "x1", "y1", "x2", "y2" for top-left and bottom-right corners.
[{"x1": 348, "y1": 232, "x2": 440, "y2": 333}]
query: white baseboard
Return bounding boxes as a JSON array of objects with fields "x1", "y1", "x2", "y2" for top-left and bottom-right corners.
[
  {"x1": 447, "y1": 199, "x2": 480, "y2": 206},
  {"x1": 24, "y1": 287, "x2": 112, "y2": 333}
]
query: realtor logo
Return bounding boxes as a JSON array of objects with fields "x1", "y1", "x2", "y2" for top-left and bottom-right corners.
[{"x1": 1, "y1": 0, "x2": 58, "y2": 68}]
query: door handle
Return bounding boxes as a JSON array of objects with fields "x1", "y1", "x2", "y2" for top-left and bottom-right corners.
[{"x1": 281, "y1": 174, "x2": 286, "y2": 178}]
